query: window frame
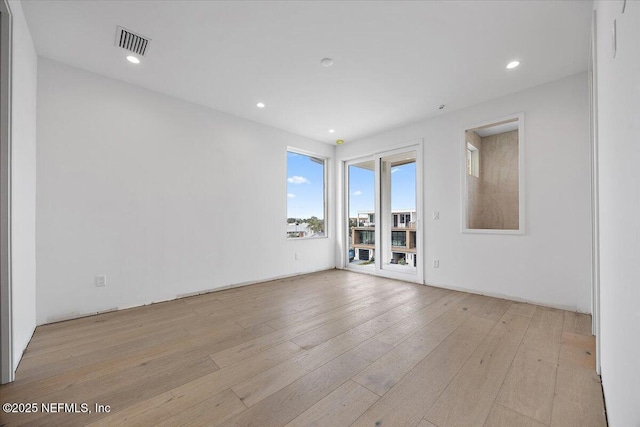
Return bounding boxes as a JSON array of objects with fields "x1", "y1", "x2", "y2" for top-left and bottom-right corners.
[{"x1": 286, "y1": 147, "x2": 328, "y2": 240}]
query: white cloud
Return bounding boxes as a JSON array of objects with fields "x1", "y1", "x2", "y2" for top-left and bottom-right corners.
[
  {"x1": 287, "y1": 176, "x2": 309, "y2": 184},
  {"x1": 391, "y1": 167, "x2": 401, "y2": 174},
  {"x1": 351, "y1": 190, "x2": 362, "y2": 196},
  {"x1": 287, "y1": 193, "x2": 296, "y2": 198}
]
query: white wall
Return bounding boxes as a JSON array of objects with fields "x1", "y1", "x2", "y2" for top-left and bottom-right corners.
[
  {"x1": 336, "y1": 72, "x2": 592, "y2": 312},
  {"x1": 9, "y1": 0, "x2": 37, "y2": 373},
  {"x1": 36, "y1": 58, "x2": 335, "y2": 324},
  {"x1": 594, "y1": 1, "x2": 640, "y2": 425}
]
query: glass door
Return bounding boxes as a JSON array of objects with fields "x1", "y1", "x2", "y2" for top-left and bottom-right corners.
[
  {"x1": 378, "y1": 150, "x2": 418, "y2": 276},
  {"x1": 346, "y1": 158, "x2": 376, "y2": 272},
  {"x1": 345, "y1": 145, "x2": 422, "y2": 283}
]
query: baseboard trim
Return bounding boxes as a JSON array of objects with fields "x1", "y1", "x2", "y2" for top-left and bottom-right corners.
[
  {"x1": 425, "y1": 280, "x2": 590, "y2": 314},
  {"x1": 40, "y1": 267, "x2": 337, "y2": 326}
]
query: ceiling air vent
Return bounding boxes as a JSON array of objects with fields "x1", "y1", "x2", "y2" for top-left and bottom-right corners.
[{"x1": 115, "y1": 26, "x2": 150, "y2": 56}]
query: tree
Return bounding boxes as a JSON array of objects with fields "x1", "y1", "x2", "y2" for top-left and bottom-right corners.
[{"x1": 306, "y1": 216, "x2": 324, "y2": 234}]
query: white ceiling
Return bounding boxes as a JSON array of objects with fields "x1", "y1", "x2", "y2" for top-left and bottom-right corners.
[{"x1": 22, "y1": 1, "x2": 592, "y2": 144}]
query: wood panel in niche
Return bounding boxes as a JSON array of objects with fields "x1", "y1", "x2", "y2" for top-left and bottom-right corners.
[{"x1": 465, "y1": 118, "x2": 520, "y2": 231}]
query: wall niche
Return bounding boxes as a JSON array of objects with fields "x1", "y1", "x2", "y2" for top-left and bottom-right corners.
[{"x1": 463, "y1": 115, "x2": 524, "y2": 234}]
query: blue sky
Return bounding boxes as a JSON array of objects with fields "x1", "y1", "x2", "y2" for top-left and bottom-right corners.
[
  {"x1": 348, "y1": 166, "x2": 375, "y2": 217},
  {"x1": 287, "y1": 152, "x2": 325, "y2": 219},
  {"x1": 348, "y1": 162, "x2": 416, "y2": 217},
  {"x1": 286, "y1": 152, "x2": 416, "y2": 219}
]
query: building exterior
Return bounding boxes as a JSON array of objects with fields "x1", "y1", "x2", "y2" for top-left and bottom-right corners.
[
  {"x1": 350, "y1": 210, "x2": 417, "y2": 266},
  {"x1": 286, "y1": 222, "x2": 310, "y2": 238}
]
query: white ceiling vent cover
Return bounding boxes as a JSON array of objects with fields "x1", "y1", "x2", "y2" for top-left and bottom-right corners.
[{"x1": 115, "y1": 26, "x2": 150, "y2": 56}]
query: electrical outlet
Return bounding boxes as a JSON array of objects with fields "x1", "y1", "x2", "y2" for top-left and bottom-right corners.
[
  {"x1": 95, "y1": 275, "x2": 107, "y2": 287},
  {"x1": 433, "y1": 260, "x2": 439, "y2": 268},
  {"x1": 432, "y1": 211, "x2": 440, "y2": 220},
  {"x1": 294, "y1": 253, "x2": 299, "y2": 260}
]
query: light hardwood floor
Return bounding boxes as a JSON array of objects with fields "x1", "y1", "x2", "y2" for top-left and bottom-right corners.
[{"x1": 0, "y1": 270, "x2": 606, "y2": 426}]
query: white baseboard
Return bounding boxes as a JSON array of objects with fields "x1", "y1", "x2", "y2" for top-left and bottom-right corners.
[
  {"x1": 425, "y1": 280, "x2": 590, "y2": 314},
  {"x1": 41, "y1": 267, "x2": 337, "y2": 326}
]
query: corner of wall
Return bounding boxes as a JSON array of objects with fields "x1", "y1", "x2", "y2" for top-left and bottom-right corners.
[{"x1": 9, "y1": 0, "x2": 38, "y2": 376}]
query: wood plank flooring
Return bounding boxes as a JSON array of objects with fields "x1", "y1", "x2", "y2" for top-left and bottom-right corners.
[{"x1": 0, "y1": 270, "x2": 607, "y2": 426}]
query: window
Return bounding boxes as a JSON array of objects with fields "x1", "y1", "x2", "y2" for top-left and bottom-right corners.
[
  {"x1": 286, "y1": 149, "x2": 326, "y2": 238},
  {"x1": 466, "y1": 142, "x2": 479, "y2": 178},
  {"x1": 391, "y1": 231, "x2": 407, "y2": 247},
  {"x1": 355, "y1": 230, "x2": 375, "y2": 245}
]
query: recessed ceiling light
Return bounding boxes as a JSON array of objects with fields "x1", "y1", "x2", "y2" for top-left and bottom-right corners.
[
  {"x1": 321, "y1": 58, "x2": 334, "y2": 67},
  {"x1": 256, "y1": 102, "x2": 265, "y2": 108},
  {"x1": 328, "y1": 129, "x2": 335, "y2": 133},
  {"x1": 506, "y1": 60, "x2": 520, "y2": 69},
  {"x1": 126, "y1": 55, "x2": 140, "y2": 64}
]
